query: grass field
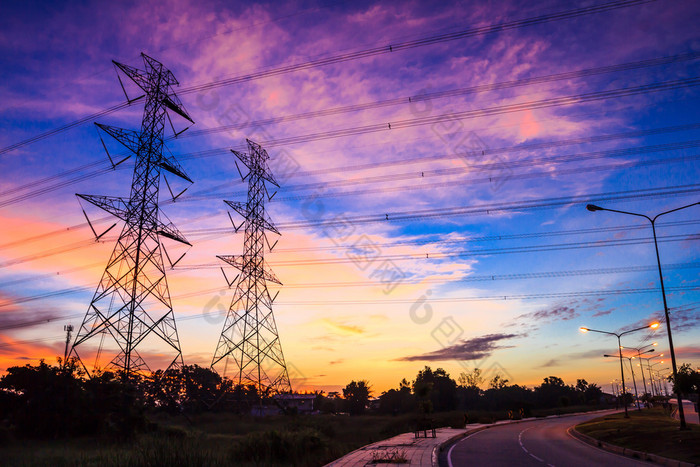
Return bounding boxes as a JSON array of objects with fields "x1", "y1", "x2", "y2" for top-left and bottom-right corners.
[
  {"x1": 0, "y1": 405, "x2": 608, "y2": 466},
  {"x1": 576, "y1": 407, "x2": 700, "y2": 465}
]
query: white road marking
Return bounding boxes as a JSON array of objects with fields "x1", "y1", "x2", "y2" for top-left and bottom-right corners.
[
  {"x1": 519, "y1": 425, "x2": 551, "y2": 465},
  {"x1": 447, "y1": 429, "x2": 486, "y2": 467}
]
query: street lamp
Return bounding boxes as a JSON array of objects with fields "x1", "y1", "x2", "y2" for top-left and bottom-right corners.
[
  {"x1": 586, "y1": 201, "x2": 699, "y2": 428},
  {"x1": 605, "y1": 354, "x2": 642, "y2": 410},
  {"x1": 580, "y1": 322, "x2": 659, "y2": 417},
  {"x1": 623, "y1": 345, "x2": 656, "y2": 396},
  {"x1": 648, "y1": 360, "x2": 667, "y2": 396}
]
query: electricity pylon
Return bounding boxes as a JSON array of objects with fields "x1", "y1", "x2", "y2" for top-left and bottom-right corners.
[
  {"x1": 211, "y1": 139, "x2": 292, "y2": 394},
  {"x1": 70, "y1": 54, "x2": 193, "y2": 380}
]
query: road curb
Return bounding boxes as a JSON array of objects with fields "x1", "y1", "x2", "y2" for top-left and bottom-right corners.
[
  {"x1": 432, "y1": 409, "x2": 616, "y2": 466},
  {"x1": 568, "y1": 426, "x2": 698, "y2": 467}
]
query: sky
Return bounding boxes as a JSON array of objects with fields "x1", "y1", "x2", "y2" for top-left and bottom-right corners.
[{"x1": 0, "y1": 0, "x2": 699, "y2": 395}]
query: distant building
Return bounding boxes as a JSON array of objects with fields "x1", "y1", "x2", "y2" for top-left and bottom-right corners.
[{"x1": 274, "y1": 393, "x2": 317, "y2": 414}]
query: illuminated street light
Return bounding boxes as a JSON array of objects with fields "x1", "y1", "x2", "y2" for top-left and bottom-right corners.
[
  {"x1": 605, "y1": 354, "x2": 642, "y2": 410},
  {"x1": 580, "y1": 322, "x2": 659, "y2": 417},
  {"x1": 625, "y1": 345, "x2": 656, "y2": 396},
  {"x1": 586, "y1": 201, "x2": 699, "y2": 428}
]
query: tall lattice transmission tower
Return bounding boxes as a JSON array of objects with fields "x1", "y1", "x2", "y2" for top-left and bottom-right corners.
[
  {"x1": 211, "y1": 139, "x2": 292, "y2": 394},
  {"x1": 70, "y1": 54, "x2": 193, "y2": 379}
]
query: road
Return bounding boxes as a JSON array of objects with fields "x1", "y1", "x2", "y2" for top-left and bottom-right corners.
[{"x1": 442, "y1": 411, "x2": 652, "y2": 467}]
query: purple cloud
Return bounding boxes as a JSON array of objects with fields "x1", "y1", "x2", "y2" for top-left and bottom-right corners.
[{"x1": 397, "y1": 333, "x2": 520, "y2": 362}]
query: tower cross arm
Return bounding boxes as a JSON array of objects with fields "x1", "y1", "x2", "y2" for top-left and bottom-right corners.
[
  {"x1": 96, "y1": 123, "x2": 141, "y2": 155},
  {"x1": 217, "y1": 255, "x2": 282, "y2": 285},
  {"x1": 160, "y1": 150, "x2": 192, "y2": 183},
  {"x1": 225, "y1": 200, "x2": 247, "y2": 218},
  {"x1": 112, "y1": 60, "x2": 151, "y2": 92},
  {"x1": 162, "y1": 94, "x2": 194, "y2": 124},
  {"x1": 157, "y1": 219, "x2": 191, "y2": 246},
  {"x1": 258, "y1": 214, "x2": 280, "y2": 235},
  {"x1": 77, "y1": 194, "x2": 129, "y2": 221}
]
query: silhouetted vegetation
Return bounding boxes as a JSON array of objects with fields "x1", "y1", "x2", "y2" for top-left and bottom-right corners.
[
  {"x1": 375, "y1": 366, "x2": 605, "y2": 418},
  {"x1": 668, "y1": 363, "x2": 700, "y2": 402},
  {"x1": 0, "y1": 360, "x2": 623, "y2": 465}
]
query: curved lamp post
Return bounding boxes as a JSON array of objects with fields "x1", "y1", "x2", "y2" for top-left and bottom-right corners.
[
  {"x1": 580, "y1": 322, "x2": 659, "y2": 417},
  {"x1": 623, "y1": 344, "x2": 656, "y2": 396},
  {"x1": 605, "y1": 354, "x2": 645, "y2": 410},
  {"x1": 586, "y1": 201, "x2": 699, "y2": 428}
]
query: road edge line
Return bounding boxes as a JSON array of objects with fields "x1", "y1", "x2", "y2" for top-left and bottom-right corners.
[{"x1": 433, "y1": 408, "x2": 616, "y2": 466}]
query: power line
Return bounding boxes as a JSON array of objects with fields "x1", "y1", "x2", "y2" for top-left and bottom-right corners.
[
  {"x1": 175, "y1": 76, "x2": 700, "y2": 160},
  {"x1": 180, "y1": 184, "x2": 700, "y2": 232},
  {"x1": 192, "y1": 153, "x2": 699, "y2": 204},
  {"x1": 3, "y1": 265, "x2": 697, "y2": 331},
  {"x1": 182, "y1": 234, "x2": 699, "y2": 268},
  {"x1": 175, "y1": 51, "x2": 700, "y2": 139},
  {"x1": 272, "y1": 285, "x2": 699, "y2": 306},
  {"x1": 0, "y1": 0, "x2": 654, "y2": 157},
  {"x1": 178, "y1": 0, "x2": 656, "y2": 95}
]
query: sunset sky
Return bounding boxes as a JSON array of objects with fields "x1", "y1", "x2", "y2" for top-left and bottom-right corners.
[{"x1": 1, "y1": 0, "x2": 699, "y2": 395}]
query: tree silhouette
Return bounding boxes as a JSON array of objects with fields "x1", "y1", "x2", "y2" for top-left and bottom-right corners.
[{"x1": 343, "y1": 380, "x2": 372, "y2": 415}]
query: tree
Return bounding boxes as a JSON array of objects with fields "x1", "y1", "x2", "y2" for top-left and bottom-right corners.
[
  {"x1": 668, "y1": 363, "x2": 700, "y2": 397},
  {"x1": 489, "y1": 374, "x2": 509, "y2": 390},
  {"x1": 0, "y1": 359, "x2": 146, "y2": 438},
  {"x1": 414, "y1": 367, "x2": 458, "y2": 412},
  {"x1": 378, "y1": 379, "x2": 416, "y2": 414},
  {"x1": 535, "y1": 376, "x2": 575, "y2": 408},
  {"x1": 343, "y1": 380, "x2": 372, "y2": 415},
  {"x1": 458, "y1": 368, "x2": 484, "y2": 389}
]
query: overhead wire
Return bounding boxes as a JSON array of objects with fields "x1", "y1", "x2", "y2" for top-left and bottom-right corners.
[
  {"x1": 173, "y1": 51, "x2": 700, "y2": 140},
  {"x1": 0, "y1": 0, "x2": 656, "y2": 157},
  {"x1": 174, "y1": 76, "x2": 700, "y2": 159},
  {"x1": 4, "y1": 88, "x2": 700, "y2": 209},
  {"x1": 178, "y1": 0, "x2": 657, "y2": 95}
]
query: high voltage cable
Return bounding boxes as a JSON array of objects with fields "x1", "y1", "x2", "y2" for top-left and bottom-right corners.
[
  {"x1": 272, "y1": 286, "x2": 698, "y2": 306},
  {"x1": 180, "y1": 184, "x2": 700, "y2": 232},
  {"x1": 175, "y1": 51, "x2": 700, "y2": 139},
  {"x1": 186, "y1": 152, "x2": 699, "y2": 204},
  {"x1": 278, "y1": 139, "x2": 700, "y2": 191},
  {"x1": 3, "y1": 219, "x2": 698, "y2": 283},
  {"x1": 2, "y1": 261, "x2": 697, "y2": 327},
  {"x1": 0, "y1": 0, "x2": 654, "y2": 157},
  {"x1": 175, "y1": 76, "x2": 700, "y2": 160},
  {"x1": 0, "y1": 101, "x2": 135, "y2": 156},
  {"x1": 2, "y1": 141, "x2": 696, "y2": 255},
  {"x1": 3, "y1": 108, "x2": 699, "y2": 209},
  {"x1": 182, "y1": 234, "x2": 699, "y2": 268},
  {"x1": 287, "y1": 122, "x2": 700, "y2": 179},
  {"x1": 255, "y1": 262, "x2": 700, "y2": 288},
  {"x1": 0, "y1": 184, "x2": 695, "y2": 274},
  {"x1": 272, "y1": 156, "x2": 698, "y2": 203},
  {"x1": 271, "y1": 220, "x2": 700, "y2": 254},
  {"x1": 178, "y1": 0, "x2": 656, "y2": 95}
]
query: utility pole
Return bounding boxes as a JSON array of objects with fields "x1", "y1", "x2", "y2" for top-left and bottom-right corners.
[
  {"x1": 211, "y1": 139, "x2": 292, "y2": 397},
  {"x1": 70, "y1": 54, "x2": 193, "y2": 380},
  {"x1": 63, "y1": 324, "x2": 74, "y2": 368}
]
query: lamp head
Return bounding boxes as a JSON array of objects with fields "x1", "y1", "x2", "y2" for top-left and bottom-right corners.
[
  {"x1": 586, "y1": 204, "x2": 604, "y2": 212},
  {"x1": 650, "y1": 322, "x2": 660, "y2": 329},
  {"x1": 579, "y1": 327, "x2": 589, "y2": 333}
]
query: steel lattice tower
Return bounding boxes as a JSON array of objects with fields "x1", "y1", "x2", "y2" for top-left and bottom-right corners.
[
  {"x1": 70, "y1": 54, "x2": 193, "y2": 379},
  {"x1": 211, "y1": 139, "x2": 292, "y2": 394}
]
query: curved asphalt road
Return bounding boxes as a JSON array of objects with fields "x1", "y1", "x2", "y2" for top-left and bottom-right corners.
[{"x1": 442, "y1": 411, "x2": 652, "y2": 467}]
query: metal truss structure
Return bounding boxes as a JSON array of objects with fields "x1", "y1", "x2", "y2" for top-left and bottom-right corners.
[
  {"x1": 211, "y1": 139, "x2": 292, "y2": 395},
  {"x1": 70, "y1": 54, "x2": 193, "y2": 379}
]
